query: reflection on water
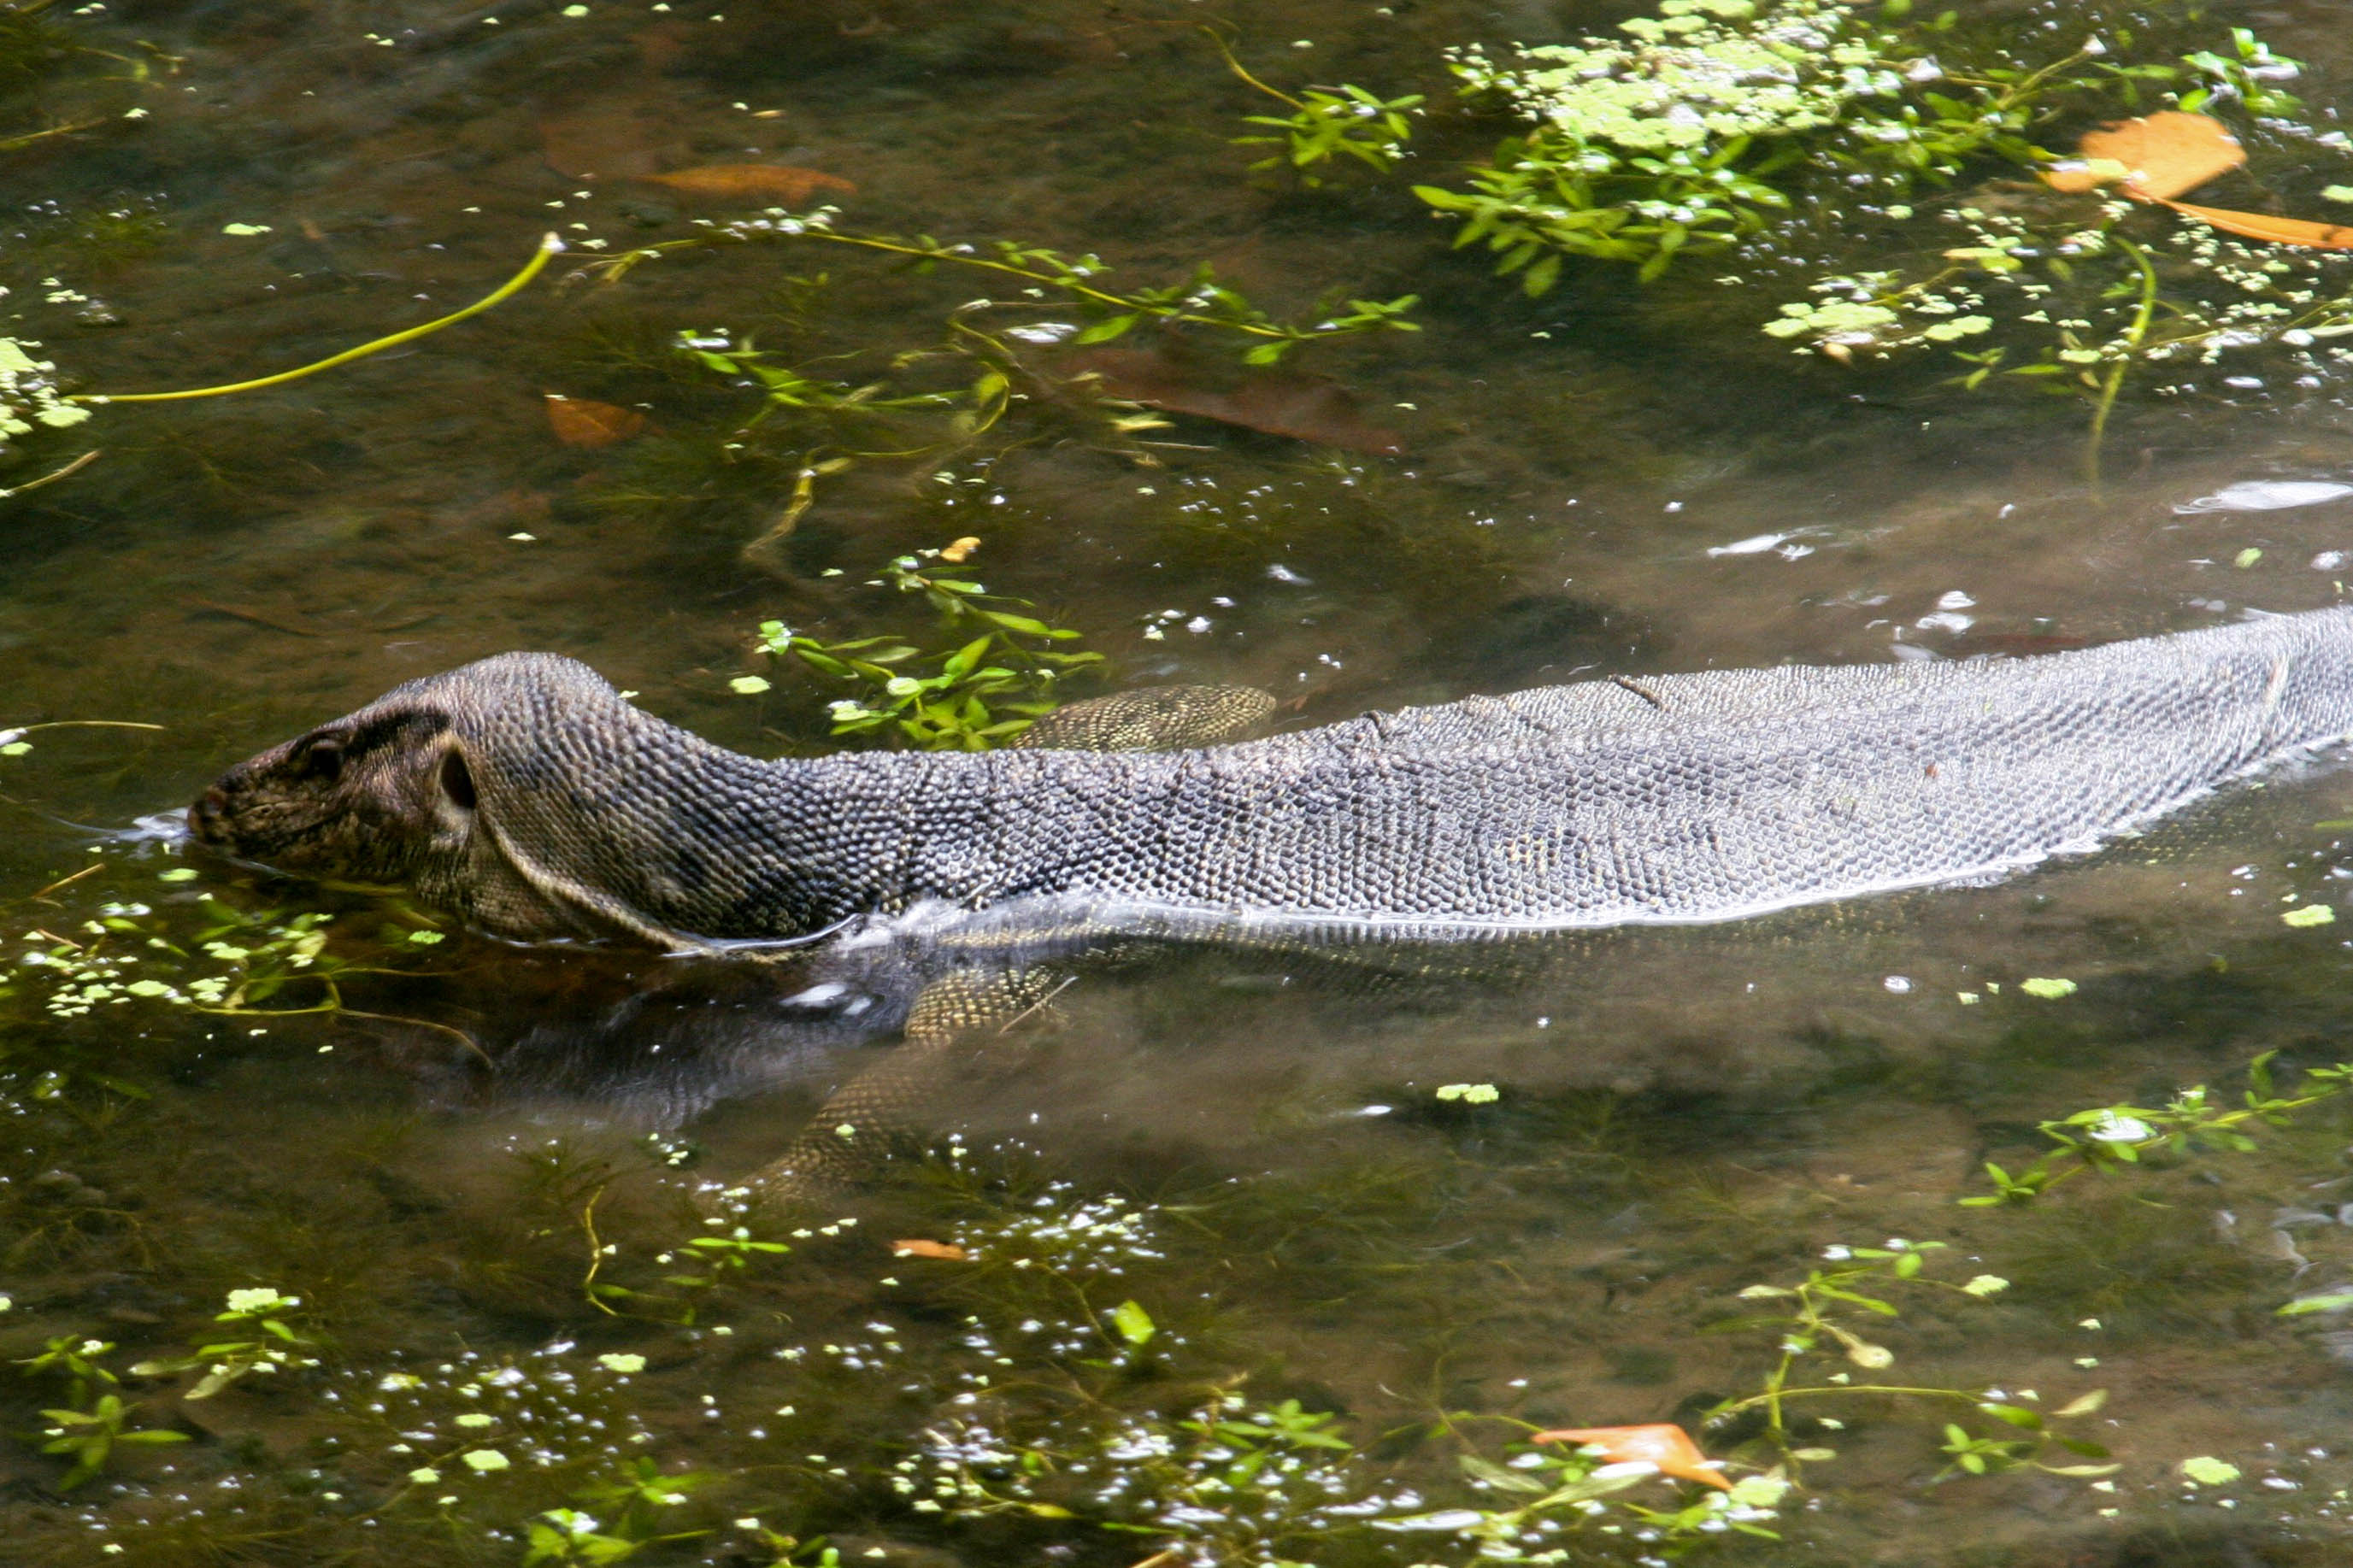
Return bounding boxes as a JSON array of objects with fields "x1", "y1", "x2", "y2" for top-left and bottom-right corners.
[{"x1": 13, "y1": 0, "x2": 2353, "y2": 1562}]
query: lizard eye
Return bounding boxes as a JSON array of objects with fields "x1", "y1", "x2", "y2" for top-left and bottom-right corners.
[
  {"x1": 298, "y1": 736, "x2": 344, "y2": 783},
  {"x1": 438, "y1": 749, "x2": 478, "y2": 812}
]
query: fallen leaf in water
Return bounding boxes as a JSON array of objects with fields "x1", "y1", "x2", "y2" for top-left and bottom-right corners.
[
  {"x1": 1062, "y1": 345, "x2": 1403, "y2": 455},
  {"x1": 891, "y1": 1239, "x2": 968, "y2": 1260},
  {"x1": 544, "y1": 394, "x2": 646, "y2": 447},
  {"x1": 2044, "y1": 113, "x2": 2353, "y2": 250},
  {"x1": 637, "y1": 165, "x2": 856, "y2": 204},
  {"x1": 1530, "y1": 1424, "x2": 1732, "y2": 1489},
  {"x1": 2160, "y1": 199, "x2": 2353, "y2": 249},
  {"x1": 938, "y1": 536, "x2": 982, "y2": 562},
  {"x1": 2044, "y1": 110, "x2": 2244, "y2": 199}
]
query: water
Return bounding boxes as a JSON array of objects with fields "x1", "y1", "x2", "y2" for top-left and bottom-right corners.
[{"x1": 12, "y1": 0, "x2": 2353, "y2": 1563}]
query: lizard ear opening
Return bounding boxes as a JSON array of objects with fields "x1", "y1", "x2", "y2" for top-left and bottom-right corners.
[
  {"x1": 296, "y1": 733, "x2": 346, "y2": 783},
  {"x1": 438, "y1": 748, "x2": 479, "y2": 813}
]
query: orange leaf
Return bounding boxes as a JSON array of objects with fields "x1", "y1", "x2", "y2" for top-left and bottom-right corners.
[
  {"x1": 2160, "y1": 198, "x2": 2353, "y2": 250},
  {"x1": 891, "y1": 1238, "x2": 968, "y2": 1260},
  {"x1": 2044, "y1": 110, "x2": 2244, "y2": 200},
  {"x1": 636, "y1": 165, "x2": 856, "y2": 204},
  {"x1": 1530, "y1": 1423, "x2": 1732, "y2": 1490},
  {"x1": 544, "y1": 393, "x2": 646, "y2": 448}
]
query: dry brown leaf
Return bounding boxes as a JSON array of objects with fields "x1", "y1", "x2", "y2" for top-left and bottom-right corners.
[
  {"x1": 1530, "y1": 1424, "x2": 1733, "y2": 1490},
  {"x1": 1062, "y1": 345, "x2": 1404, "y2": 456},
  {"x1": 544, "y1": 393, "x2": 646, "y2": 448},
  {"x1": 891, "y1": 1239, "x2": 968, "y2": 1260},
  {"x1": 636, "y1": 165, "x2": 857, "y2": 204},
  {"x1": 938, "y1": 536, "x2": 982, "y2": 563},
  {"x1": 2039, "y1": 112, "x2": 2353, "y2": 251},
  {"x1": 2044, "y1": 110, "x2": 2244, "y2": 199},
  {"x1": 2161, "y1": 198, "x2": 2353, "y2": 249}
]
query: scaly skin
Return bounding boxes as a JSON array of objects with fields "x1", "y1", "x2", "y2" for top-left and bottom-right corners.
[{"x1": 191, "y1": 608, "x2": 2353, "y2": 951}]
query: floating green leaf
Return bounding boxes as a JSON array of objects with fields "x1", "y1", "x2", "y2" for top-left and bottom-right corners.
[{"x1": 1109, "y1": 1299, "x2": 1157, "y2": 1347}]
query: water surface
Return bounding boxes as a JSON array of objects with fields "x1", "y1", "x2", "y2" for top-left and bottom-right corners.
[{"x1": 11, "y1": 1, "x2": 2353, "y2": 1564}]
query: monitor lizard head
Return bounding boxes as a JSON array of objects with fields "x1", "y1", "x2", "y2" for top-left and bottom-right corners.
[{"x1": 189, "y1": 653, "x2": 682, "y2": 944}]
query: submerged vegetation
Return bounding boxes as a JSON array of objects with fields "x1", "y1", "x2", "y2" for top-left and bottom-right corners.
[
  {"x1": 740, "y1": 541, "x2": 1103, "y2": 750},
  {"x1": 591, "y1": 217, "x2": 1421, "y2": 367},
  {"x1": 1962, "y1": 1048, "x2": 2353, "y2": 1206},
  {"x1": 1198, "y1": 0, "x2": 2353, "y2": 473}
]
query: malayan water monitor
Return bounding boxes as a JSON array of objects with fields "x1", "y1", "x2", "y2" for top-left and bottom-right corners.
[
  {"x1": 191, "y1": 607, "x2": 2353, "y2": 952},
  {"x1": 185, "y1": 606, "x2": 2353, "y2": 1187}
]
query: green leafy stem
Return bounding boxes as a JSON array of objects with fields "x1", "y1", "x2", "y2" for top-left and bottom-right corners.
[
  {"x1": 1206, "y1": 27, "x2": 1423, "y2": 187},
  {"x1": 1705, "y1": 1242, "x2": 2117, "y2": 1480},
  {"x1": 741, "y1": 544, "x2": 1103, "y2": 751},
  {"x1": 15, "y1": 1334, "x2": 185, "y2": 1488},
  {"x1": 1962, "y1": 1049, "x2": 2353, "y2": 1207},
  {"x1": 588, "y1": 215, "x2": 1418, "y2": 365}
]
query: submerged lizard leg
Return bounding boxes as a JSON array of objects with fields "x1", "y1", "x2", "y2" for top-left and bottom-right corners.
[{"x1": 744, "y1": 965, "x2": 1071, "y2": 1197}]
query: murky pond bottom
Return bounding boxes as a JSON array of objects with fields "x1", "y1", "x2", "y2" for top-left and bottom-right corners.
[{"x1": 15, "y1": 0, "x2": 2353, "y2": 1563}]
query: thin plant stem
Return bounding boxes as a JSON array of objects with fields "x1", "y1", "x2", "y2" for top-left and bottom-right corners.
[
  {"x1": 3, "y1": 719, "x2": 162, "y2": 735},
  {"x1": 338, "y1": 1007, "x2": 491, "y2": 1067},
  {"x1": 0, "y1": 448, "x2": 99, "y2": 499},
  {"x1": 596, "y1": 228, "x2": 1328, "y2": 346},
  {"x1": 0, "y1": 118, "x2": 103, "y2": 153},
  {"x1": 581, "y1": 1187, "x2": 620, "y2": 1315},
  {"x1": 2083, "y1": 234, "x2": 2160, "y2": 490},
  {"x1": 1202, "y1": 26, "x2": 1304, "y2": 111},
  {"x1": 776, "y1": 232, "x2": 1286, "y2": 335},
  {"x1": 76, "y1": 232, "x2": 562, "y2": 405},
  {"x1": 1712, "y1": 1383, "x2": 1999, "y2": 1422}
]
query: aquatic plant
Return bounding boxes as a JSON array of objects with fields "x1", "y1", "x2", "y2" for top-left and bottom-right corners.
[
  {"x1": 0, "y1": 0, "x2": 175, "y2": 154},
  {"x1": 32, "y1": 1387, "x2": 186, "y2": 1488},
  {"x1": 582, "y1": 1183, "x2": 808, "y2": 1324},
  {"x1": 1963, "y1": 1048, "x2": 2353, "y2": 1207},
  {"x1": 1759, "y1": 173, "x2": 2353, "y2": 479},
  {"x1": 129, "y1": 1286, "x2": 321, "y2": 1400},
  {"x1": 1237, "y1": 82, "x2": 1426, "y2": 186},
  {"x1": 1415, "y1": 0, "x2": 2311, "y2": 290},
  {"x1": 1210, "y1": 29, "x2": 1423, "y2": 187},
  {"x1": 26, "y1": 895, "x2": 353, "y2": 1020},
  {"x1": 592, "y1": 213, "x2": 1417, "y2": 367},
  {"x1": 1420, "y1": 0, "x2": 1893, "y2": 286},
  {"x1": 0, "y1": 333, "x2": 91, "y2": 439},
  {"x1": 0, "y1": 235, "x2": 562, "y2": 507},
  {"x1": 0, "y1": 0, "x2": 76, "y2": 90},
  {"x1": 1702, "y1": 1241, "x2": 2117, "y2": 1480},
  {"x1": 668, "y1": 327, "x2": 1047, "y2": 573},
  {"x1": 642, "y1": 225, "x2": 1416, "y2": 564},
  {"x1": 0, "y1": 716, "x2": 158, "y2": 759},
  {"x1": 741, "y1": 541, "x2": 1103, "y2": 751},
  {"x1": 521, "y1": 1459, "x2": 717, "y2": 1565},
  {"x1": 15, "y1": 1332, "x2": 185, "y2": 1488}
]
